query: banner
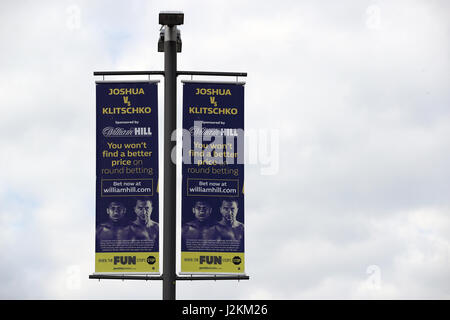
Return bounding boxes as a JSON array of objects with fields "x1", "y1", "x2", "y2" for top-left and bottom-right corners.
[
  {"x1": 181, "y1": 81, "x2": 245, "y2": 274},
  {"x1": 95, "y1": 81, "x2": 159, "y2": 273}
]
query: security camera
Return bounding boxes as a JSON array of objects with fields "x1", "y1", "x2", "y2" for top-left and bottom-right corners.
[
  {"x1": 159, "y1": 11, "x2": 184, "y2": 26},
  {"x1": 158, "y1": 28, "x2": 182, "y2": 52}
]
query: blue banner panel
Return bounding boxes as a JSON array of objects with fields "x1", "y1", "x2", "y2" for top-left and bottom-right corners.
[
  {"x1": 95, "y1": 81, "x2": 159, "y2": 273},
  {"x1": 181, "y1": 81, "x2": 245, "y2": 274}
]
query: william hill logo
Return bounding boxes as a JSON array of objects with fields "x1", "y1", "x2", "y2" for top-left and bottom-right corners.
[{"x1": 114, "y1": 256, "x2": 136, "y2": 265}]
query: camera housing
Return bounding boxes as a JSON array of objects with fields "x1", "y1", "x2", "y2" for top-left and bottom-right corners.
[
  {"x1": 158, "y1": 28, "x2": 182, "y2": 52},
  {"x1": 159, "y1": 11, "x2": 184, "y2": 26}
]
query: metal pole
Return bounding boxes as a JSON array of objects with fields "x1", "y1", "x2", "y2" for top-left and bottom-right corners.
[{"x1": 162, "y1": 25, "x2": 178, "y2": 300}]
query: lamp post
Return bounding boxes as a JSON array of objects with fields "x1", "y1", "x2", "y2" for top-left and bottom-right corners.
[{"x1": 159, "y1": 11, "x2": 183, "y2": 301}]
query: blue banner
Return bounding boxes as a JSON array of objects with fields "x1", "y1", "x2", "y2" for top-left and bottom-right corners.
[
  {"x1": 95, "y1": 81, "x2": 159, "y2": 273},
  {"x1": 181, "y1": 81, "x2": 245, "y2": 274}
]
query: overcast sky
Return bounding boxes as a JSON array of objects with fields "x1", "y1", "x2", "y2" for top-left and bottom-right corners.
[{"x1": 0, "y1": 0, "x2": 449, "y2": 299}]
